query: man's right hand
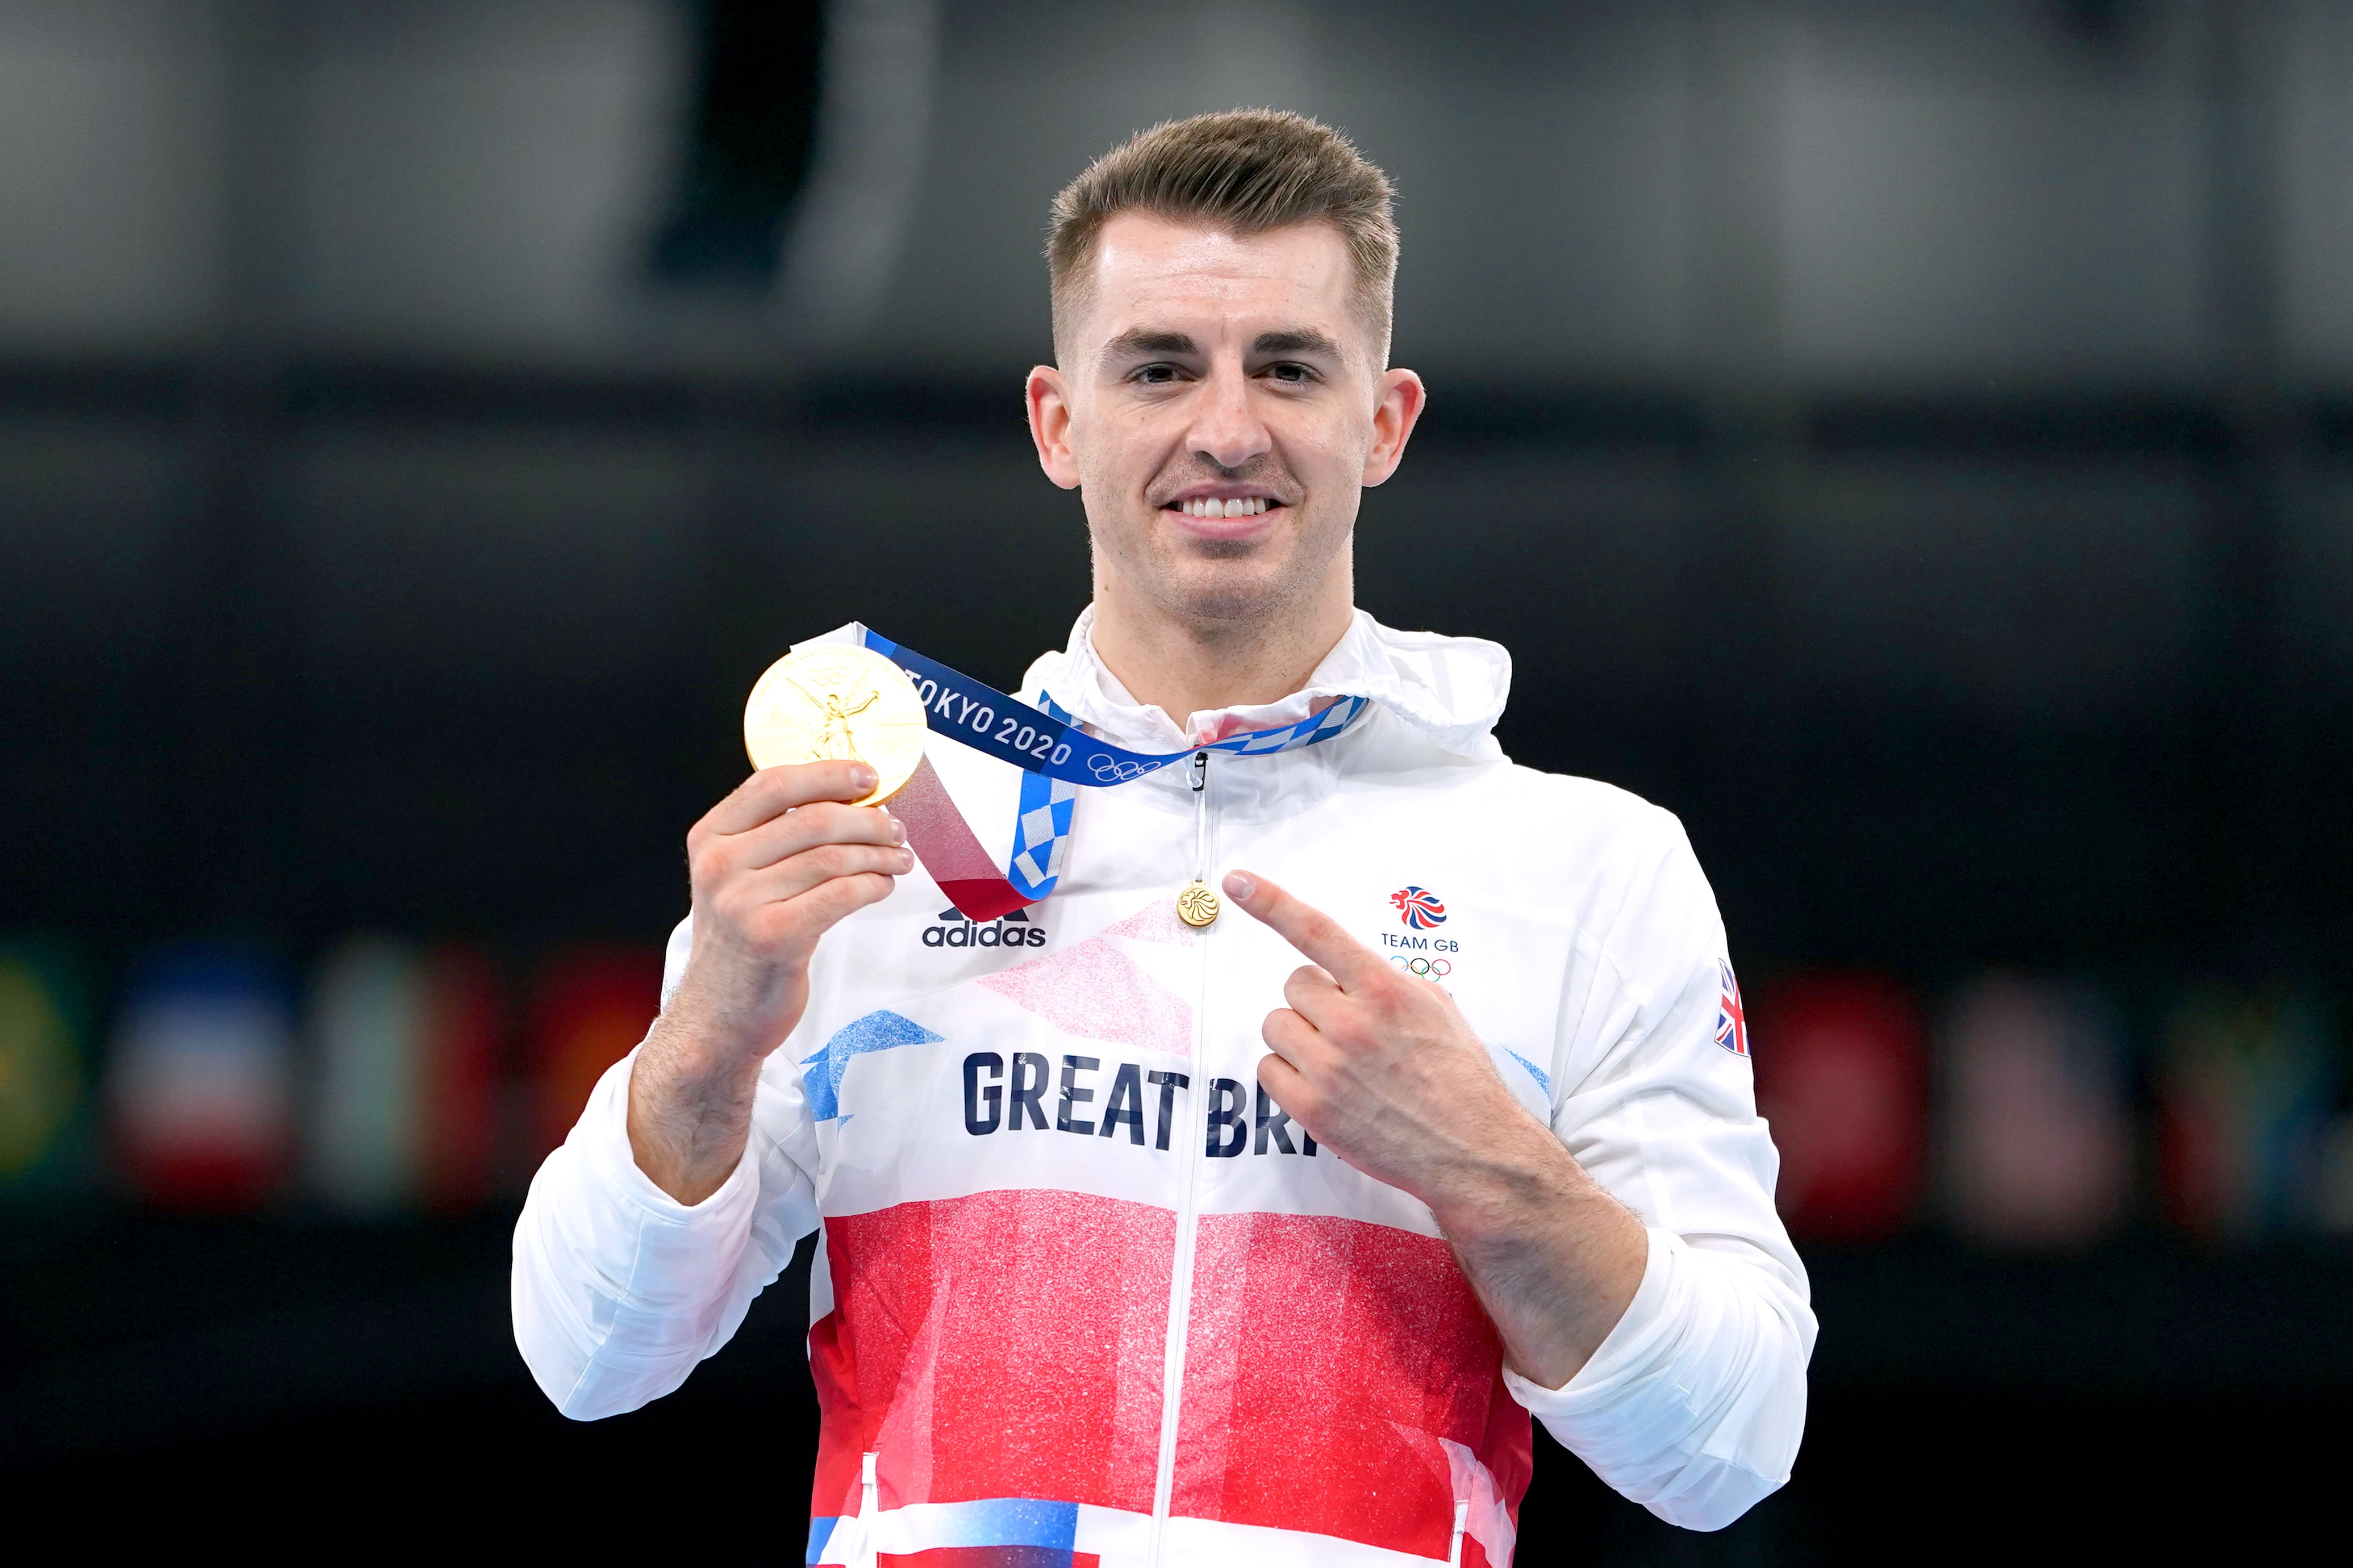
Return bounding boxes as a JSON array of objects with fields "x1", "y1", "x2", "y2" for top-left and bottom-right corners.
[{"x1": 626, "y1": 759, "x2": 912, "y2": 1203}]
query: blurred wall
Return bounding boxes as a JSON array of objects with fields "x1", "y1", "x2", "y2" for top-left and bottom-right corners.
[{"x1": 15, "y1": 0, "x2": 2353, "y2": 373}]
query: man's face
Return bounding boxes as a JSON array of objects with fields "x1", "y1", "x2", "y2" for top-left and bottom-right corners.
[{"x1": 1028, "y1": 214, "x2": 1422, "y2": 628}]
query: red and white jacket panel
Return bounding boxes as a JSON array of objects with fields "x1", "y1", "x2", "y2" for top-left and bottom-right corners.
[{"x1": 512, "y1": 612, "x2": 1813, "y2": 1562}]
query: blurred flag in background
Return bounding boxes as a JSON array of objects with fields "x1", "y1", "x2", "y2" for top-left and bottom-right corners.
[
  {"x1": 108, "y1": 947, "x2": 296, "y2": 1211},
  {"x1": 0, "y1": 943, "x2": 92, "y2": 1196},
  {"x1": 308, "y1": 939, "x2": 501, "y2": 1216},
  {"x1": 1752, "y1": 971, "x2": 1928, "y2": 1244},
  {"x1": 528, "y1": 947, "x2": 664, "y2": 1159},
  {"x1": 2318, "y1": 1114, "x2": 2353, "y2": 1235},
  {"x1": 416, "y1": 947, "x2": 501, "y2": 1212},
  {"x1": 1940, "y1": 976, "x2": 2132, "y2": 1251},
  {"x1": 2158, "y1": 985, "x2": 2339, "y2": 1242}
]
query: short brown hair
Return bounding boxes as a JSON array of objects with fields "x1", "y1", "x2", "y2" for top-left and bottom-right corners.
[{"x1": 1047, "y1": 109, "x2": 1399, "y2": 365}]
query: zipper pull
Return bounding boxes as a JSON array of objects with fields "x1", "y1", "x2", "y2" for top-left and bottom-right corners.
[
  {"x1": 1175, "y1": 750, "x2": 1219, "y2": 928},
  {"x1": 1447, "y1": 1499, "x2": 1469, "y2": 1568}
]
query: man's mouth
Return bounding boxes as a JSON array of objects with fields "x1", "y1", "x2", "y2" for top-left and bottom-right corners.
[{"x1": 1161, "y1": 488, "x2": 1285, "y2": 520}]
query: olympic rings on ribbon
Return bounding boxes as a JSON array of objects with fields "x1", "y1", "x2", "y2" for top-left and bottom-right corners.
[
  {"x1": 1388, "y1": 956, "x2": 1452, "y2": 978},
  {"x1": 1087, "y1": 754, "x2": 1162, "y2": 783}
]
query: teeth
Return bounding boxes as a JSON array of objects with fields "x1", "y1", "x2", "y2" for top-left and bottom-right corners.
[{"x1": 1181, "y1": 497, "x2": 1270, "y2": 518}]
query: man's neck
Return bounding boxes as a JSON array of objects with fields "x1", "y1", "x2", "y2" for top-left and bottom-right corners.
[{"x1": 1088, "y1": 582, "x2": 1355, "y2": 731}]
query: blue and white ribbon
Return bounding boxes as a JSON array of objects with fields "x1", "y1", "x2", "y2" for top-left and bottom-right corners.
[
  {"x1": 1007, "y1": 695, "x2": 1083, "y2": 901},
  {"x1": 858, "y1": 627, "x2": 1368, "y2": 905}
]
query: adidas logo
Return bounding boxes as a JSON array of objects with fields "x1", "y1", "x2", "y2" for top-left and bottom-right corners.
[{"x1": 921, "y1": 905, "x2": 1046, "y2": 949}]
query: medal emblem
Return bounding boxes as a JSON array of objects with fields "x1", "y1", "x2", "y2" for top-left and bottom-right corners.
[
  {"x1": 1175, "y1": 880, "x2": 1220, "y2": 928},
  {"x1": 744, "y1": 644, "x2": 928, "y2": 805}
]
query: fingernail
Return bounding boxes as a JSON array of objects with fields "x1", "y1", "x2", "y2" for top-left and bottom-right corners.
[
  {"x1": 1223, "y1": 871, "x2": 1255, "y2": 900},
  {"x1": 850, "y1": 764, "x2": 877, "y2": 790},
  {"x1": 898, "y1": 847, "x2": 915, "y2": 871},
  {"x1": 888, "y1": 816, "x2": 908, "y2": 844}
]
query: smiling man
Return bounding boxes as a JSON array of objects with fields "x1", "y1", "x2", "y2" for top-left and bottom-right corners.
[{"x1": 514, "y1": 111, "x2": 1810, "y2": 1565}]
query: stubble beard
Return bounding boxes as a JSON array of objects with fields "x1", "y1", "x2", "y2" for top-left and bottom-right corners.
[{"x1": 1094, "y1": 495, "x2": 1351, "y2": 638}]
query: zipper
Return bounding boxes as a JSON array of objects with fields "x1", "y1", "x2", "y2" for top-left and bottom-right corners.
[
  {"x1": 1149, "y1": 750, "x2": 1216, "y2": 1564},
  {"x1": 840, "y1": 1449, "x2": 879, "y2": 1567},
  {"x1": 1189, "y1": 749, "x2": 1211, "y2": 887}
]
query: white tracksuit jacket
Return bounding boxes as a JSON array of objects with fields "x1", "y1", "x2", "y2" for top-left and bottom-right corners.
[{"x1": 513, "y1": 610, "x2": 1813, "y2": 1566}]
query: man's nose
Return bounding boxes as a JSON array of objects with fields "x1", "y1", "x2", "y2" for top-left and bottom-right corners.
[{"x1": 1184, "y1": 361, "x2": 1272, "y2": 471}]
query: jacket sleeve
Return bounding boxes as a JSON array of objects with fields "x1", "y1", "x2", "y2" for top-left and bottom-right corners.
[
  {"x1": 1507, "y1": 808, "x2": 1814, "y2": 1531},
  {"x1": 510, "y1": 917, "x2": 823, "y2": 1420}
]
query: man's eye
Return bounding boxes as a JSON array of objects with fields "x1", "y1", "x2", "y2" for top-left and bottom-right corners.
[
  {"x1": 1266, "y1": 362, "x2": 1312, "y2": 383},
  {"x1": 1135, "y1": 364, "x2": 1180, "y2": 384}
]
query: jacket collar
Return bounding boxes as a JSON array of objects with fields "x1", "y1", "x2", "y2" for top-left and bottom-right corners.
[{"x1": 1022, "y1": 605, "x2": 1510, "y2": 763}]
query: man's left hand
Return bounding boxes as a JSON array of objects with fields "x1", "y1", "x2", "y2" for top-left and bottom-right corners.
[
  {"x1": 1222, "y1": 867, "x2": 1649, "y2": 1385},
  {"x1": 1221, "y1": 868, "x2": 1546, "y2": 1212}
]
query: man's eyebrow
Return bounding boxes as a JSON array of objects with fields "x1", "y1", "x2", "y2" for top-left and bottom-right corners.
[
  {"x1": 1253, "y1": 328, "x2": 1344, "y2": 357},
  {"x1": 1100, "y1": 328, "x2": 1199, "y2": 359}
]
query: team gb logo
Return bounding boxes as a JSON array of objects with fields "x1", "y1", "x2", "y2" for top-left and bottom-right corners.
[{"x1": 1391, "y1": 886, "x2": 1446, "y2": 930}]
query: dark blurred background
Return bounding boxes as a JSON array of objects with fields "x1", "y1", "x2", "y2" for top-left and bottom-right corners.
[{"x1": 3, "y1": 0, "x2": 2348, "y2": 1558}]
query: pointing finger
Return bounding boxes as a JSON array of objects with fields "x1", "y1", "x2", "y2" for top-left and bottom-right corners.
[{"x1": 1221, "y1": 870, "x2": 1385, "y2": 991}]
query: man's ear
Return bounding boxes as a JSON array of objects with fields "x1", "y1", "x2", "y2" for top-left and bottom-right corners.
[
  {"x1": 1361, "y1": 367, "x2": 1427, "y2": 488},
  {"x1": 1028, "y1": 365, "x2": 1082, "y2": 490}
]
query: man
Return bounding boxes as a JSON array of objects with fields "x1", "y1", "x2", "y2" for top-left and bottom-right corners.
[{"x1": 514, "y1": 111, "x2": 1809, "y2": 1564}]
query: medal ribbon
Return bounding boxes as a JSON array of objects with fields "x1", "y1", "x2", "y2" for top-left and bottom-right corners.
[{"x1": 855, "y1": 628, "x2": 1369, "y2": 919}]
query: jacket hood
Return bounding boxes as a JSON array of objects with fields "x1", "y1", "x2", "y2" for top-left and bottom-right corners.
[{"x1": 1020, "y1": 606, "x2": 1511, "y2": 763}]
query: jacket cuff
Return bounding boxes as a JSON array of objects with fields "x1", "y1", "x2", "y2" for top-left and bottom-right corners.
[
  {"x1": 1500, "y1": 1226, "x2": 1681, "y2": 1421},
  {"x1": 574, "y1": 1048, "x2": 764, "y2": 1243}
]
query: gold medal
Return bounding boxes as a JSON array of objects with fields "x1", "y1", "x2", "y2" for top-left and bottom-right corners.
[
  {"x1": 1175, "y1": 879, "x2": 1220, "y2": 928},
  {"x1": 744, "y1": 643, "x2": 928, "y2": 806}
]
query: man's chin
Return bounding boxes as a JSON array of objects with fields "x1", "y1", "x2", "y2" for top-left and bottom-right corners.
[{"x1": 1154, "y1": 555, "x2": 1305, "y2": 624}]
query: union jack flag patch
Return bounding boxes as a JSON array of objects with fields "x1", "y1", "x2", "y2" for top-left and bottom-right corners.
[{"x1": 1714, "y1": 960, "x2": 1749, "y2": 1056}]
